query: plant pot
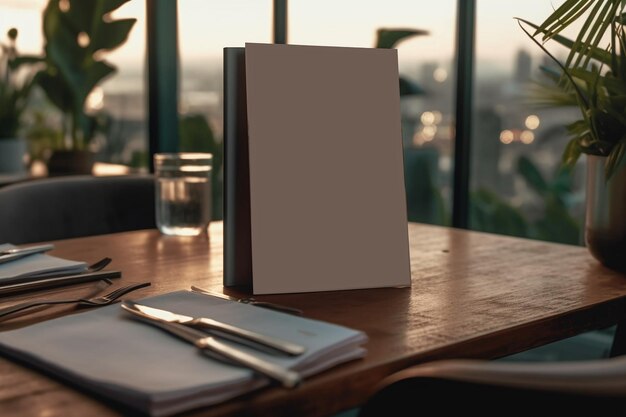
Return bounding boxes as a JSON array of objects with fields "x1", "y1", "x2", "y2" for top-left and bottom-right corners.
[
  {"x1": 0, "y1": 138, "x2": 27, "y2": 174},
  {"x1": 585, "y1": 154, "x2": 626, "y2": 272},
  {"x1": 47, "y1": 150, "x2": 95, "y2": 176}
]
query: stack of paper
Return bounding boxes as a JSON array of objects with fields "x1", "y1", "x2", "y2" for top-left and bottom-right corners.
[
  {"x1": 0, "y1": 291, "x2": 367, "y2": 416},
  {"x1": 0, "y1": 244, "x2": 87, "y2": 285}
]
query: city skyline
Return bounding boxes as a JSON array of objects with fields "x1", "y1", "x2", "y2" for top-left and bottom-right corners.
[{"x1": 1, "y1": 0, "x2": 574, "y2": 71}]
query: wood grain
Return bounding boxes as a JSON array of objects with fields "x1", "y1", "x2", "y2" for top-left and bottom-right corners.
[{"x1": 1, "y1": 222, "x2": 625, "y2": 417}]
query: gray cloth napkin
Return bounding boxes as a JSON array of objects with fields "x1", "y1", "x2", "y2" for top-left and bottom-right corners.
[
  {"x1": 0, "y1": 244, "x2": 87, "y2": 284},
  {"x1": 0, "y1": 291, "x2": 367, "y2": 416}
]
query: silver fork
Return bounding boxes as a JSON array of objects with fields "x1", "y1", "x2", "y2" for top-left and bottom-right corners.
[{"x1": 0, "y1": 282, "x2": 151, "y2": 320}]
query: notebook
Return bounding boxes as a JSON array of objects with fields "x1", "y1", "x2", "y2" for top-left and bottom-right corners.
[
  {"x1": 0, "y1": 244, "x2": 87, "y2": 284},
  {"x1": 0, "y1": 291, "x2": 367, "y2": 416}
]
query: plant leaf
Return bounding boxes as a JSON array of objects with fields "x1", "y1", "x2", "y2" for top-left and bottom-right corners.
[
  {"x1": 399, "y1": 76, "x2": 425, "y2": 96},
  {"x1": 520, "y1": 18, "x2": 612, "y2": 65},
  {"x1": 39, "y1": 0, "x2": 136, "y2": 147},
  {"x1": 375, "y1": 28, "x2": 428, "y2": 49},
  {"x1": 605, "y1": 137, "x2": 626, "y2": 179},
  {"x1": 517, "y1": 155, "x2": 549, "y2": 196},
  {"x1": 562, "y1": 137, "x2": 583, "y2": 166},
  {"x1": 91, "y1": 19, "x2": 136, "y2": 53},
  {"x1": 517, "y1": 18, "x2": 590, "y2": 110}
]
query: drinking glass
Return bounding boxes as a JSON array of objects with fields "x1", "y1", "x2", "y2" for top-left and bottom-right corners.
[{"x1": 154, "y1": 153, "x2": 213, "y2": 236}]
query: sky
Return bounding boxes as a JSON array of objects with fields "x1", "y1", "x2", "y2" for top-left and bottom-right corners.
[{"x1": 0, "y1": 0, "x2": 574, "y2": 73}]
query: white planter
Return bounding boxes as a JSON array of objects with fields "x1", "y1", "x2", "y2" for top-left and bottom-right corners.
[{"x1": 0, "y1": 138, "x2": 27, "y2": 174}]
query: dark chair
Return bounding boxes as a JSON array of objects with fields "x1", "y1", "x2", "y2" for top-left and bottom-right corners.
[
  {"x1": 0, "y1": 175, "x2": 156, "y2": 244},
  {"x1": 358, "y1": 357, "x2": 626, "y2": 417}
]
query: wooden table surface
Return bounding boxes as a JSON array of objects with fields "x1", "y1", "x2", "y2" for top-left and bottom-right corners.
[{"x1": 1, "y1": 222, "x2": 626, "y2": 417}]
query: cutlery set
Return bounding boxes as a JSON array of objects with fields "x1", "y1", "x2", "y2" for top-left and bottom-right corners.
[
  {"x1": 0, "y1": 244, "x2": 306, "y2": 387},
  {"x1": 121, "y1": 301, "x2": 304, "y2": 388},
  {"x1": 0, "y1": 257, "x2": 121, "y2": 296},
  {"x1": 0, "y1": 282, "x2": 151, "y2": 319}
]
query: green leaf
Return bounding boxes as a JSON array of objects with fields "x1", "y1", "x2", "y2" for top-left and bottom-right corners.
[
  {"x1": 517, "y1": 18, "x2": 590, "y2": 110},
  {"x1": 469, "y1": 189, "x2": 529, "y2": 238},
  {"x1": 37, "y1": 70, "x2": 73, "y2": 114},
  {"x1": 91, "y1": 19, "x2": 136, "y2": 52},
  {"x1": 39, "y1": 0, "x2": 136, "y2": 147},
  {"x1": 520, "y1": 18, "x2": 612, "y2": 65},
  {"x1": 562, "y1": 137, "x2": 583, "y2": 166},
  {"x1": 533, "y1": 198, "x2": 580, "y2": 244},
  {"x1": 375, "y1": 28, "x2": 428, "y2": 49},
  {"x1": 569, "y1": 0, "x2": 614, "y2": 68},
  {"x1": 399, "y1": 76, "x2": 425, "y2": 96},
  {"x1": 551, "y1": 165, "x2": 575, "y2": 197},
  {"x1": 8, "y1": 55, "x2": 44, "y2": 69},
  {"x1": 605, "y1": 137, "x2": 626, "y2": 179},
  {"x1": 517, "y1": 155, "x2": 549, "y2": 195},
  {"x1": 601, "y1": 74, "x2": 626, "y2": 95},
  {"x1": 536, "y1": 0, "x2": 590, "y2": 39}
]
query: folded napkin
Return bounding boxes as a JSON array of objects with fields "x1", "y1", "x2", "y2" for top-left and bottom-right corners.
[
  {"x1": 0, "y1": 291, "x2": 367, "y2": 416},
  {"x1": 0, "y1": 244, "x2": 87, "y2": 284}
]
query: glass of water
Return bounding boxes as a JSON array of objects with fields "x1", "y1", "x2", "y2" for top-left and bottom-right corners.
[{"x1": 154, "y1": 153, "x2": 213, "y2": 236}]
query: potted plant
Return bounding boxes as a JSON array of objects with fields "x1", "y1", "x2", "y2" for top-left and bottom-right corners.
[
  {"x1": 518, "y1": 0, "x2": 626, "y2": 272},
  {"x1": 0, "y1": 28, "x2": 34, "y2": 175},
  {"x1": 31, "y1": 0, "x2": 136, "y2": 175}
]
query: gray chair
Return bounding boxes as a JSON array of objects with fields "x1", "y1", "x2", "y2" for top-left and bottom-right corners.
[
  {"x1": 0, "y1": 175, "x2": 156, "y2": 244},
  {"x1": 358, "y1": 357, "x2": 626, "y2": 416}
]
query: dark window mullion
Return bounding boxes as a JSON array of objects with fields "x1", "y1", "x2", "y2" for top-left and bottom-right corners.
[
  {"x1": 147, "y1": 0, "x2": 180, "y2": 171},
  {"x1": 274, "y1": 0, "x2": 288, "y2": 44},
  {"x1": 452, "y1": 0, "x2": 476, "y2": 229}
]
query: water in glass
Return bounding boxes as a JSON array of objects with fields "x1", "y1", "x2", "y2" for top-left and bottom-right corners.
[{"x1": 156, "y1": 177, "x2": 211, "y2": 236}]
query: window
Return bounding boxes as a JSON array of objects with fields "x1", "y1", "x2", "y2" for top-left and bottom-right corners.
[
  {"x1": 177, "y1": 0, "x2": 273, "y2": 219},
  {"x1": 470, "y1": 0, "x2": 584, "y2": 244}
]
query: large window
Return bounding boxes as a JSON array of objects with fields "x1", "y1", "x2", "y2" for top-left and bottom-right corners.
[
  {"x1": 177, "y1": 0, "x2": 273, "y2": 219},
  {"x1": 178, "y1": 0, "x2": 272, "y2": 139},
  {"x1": 471, "y1": 0, "x2": 584, "y2": 244},
  {"x1": 1, "y1": 0, "x2": 587, "y2": 242}
]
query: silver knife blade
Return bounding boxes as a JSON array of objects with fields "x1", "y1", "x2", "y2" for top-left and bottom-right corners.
[
  {"x1": 120, "y1": 301, "x2": 301, "y2": 388},
  {"x1": 124, "y1": 302, "x2": 306, "y2": 356}
]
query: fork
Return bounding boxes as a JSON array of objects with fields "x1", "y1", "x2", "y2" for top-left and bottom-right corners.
[{"x1": 0, "y1": 282, "x2": 151, "y2": 320}]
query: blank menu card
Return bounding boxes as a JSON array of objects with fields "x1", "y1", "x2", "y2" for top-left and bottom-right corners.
[{"x1": 245, "y1": 43, "x2": 411, "y2": 294}]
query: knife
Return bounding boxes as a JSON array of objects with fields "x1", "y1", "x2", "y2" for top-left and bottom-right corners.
[
  {"x1": 119, "y1": 301, "x2": 306, "y2": 356},
  {"x1": 120, "y1": 301, "x2": 302, "y2": 388},
  {"x1": 0, "y1": 244, "x2": 55, "y2": 265},
  {"x1": 190, "y1": 286, "x2": 304, "y2": 316}
]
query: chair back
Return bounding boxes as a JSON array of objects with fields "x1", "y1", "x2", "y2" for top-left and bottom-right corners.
[
  {"x1": 0, "y1": 175, "x2": 156, "y2": 244},
  {"x1": 358, "y1": 358, "x2": 626, "y2": 417}
]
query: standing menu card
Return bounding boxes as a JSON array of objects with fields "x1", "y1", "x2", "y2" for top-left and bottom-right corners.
[{"x1": 244, "y1": 43, "x2": 411, "y2": 294}]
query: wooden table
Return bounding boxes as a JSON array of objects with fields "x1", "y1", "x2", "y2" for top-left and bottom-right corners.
[{"x1": 1, "y1": 222, "x2": 626, "y2": 417}]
